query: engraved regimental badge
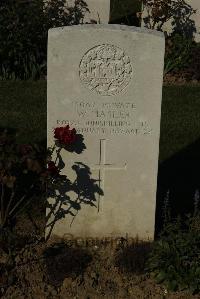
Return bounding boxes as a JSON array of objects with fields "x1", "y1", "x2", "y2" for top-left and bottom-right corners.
[{"x1": 79, "y1": 44, "x2": 133, "y2": 96}]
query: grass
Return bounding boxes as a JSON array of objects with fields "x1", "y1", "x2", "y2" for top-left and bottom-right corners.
[
  {"x1": 160, "y1": 85, "x2": 200, "y2": 162},
  {"x1": 0, "y1": 81, "x2": 200, "y2": 162},
  {"x1": 0, "y1": 80, "x2": 46, "y2": 144}
]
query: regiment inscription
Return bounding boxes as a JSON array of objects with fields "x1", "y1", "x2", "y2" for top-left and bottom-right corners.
[{"x1": 56, "y1": 100, "x2": 152, "y2": 135}]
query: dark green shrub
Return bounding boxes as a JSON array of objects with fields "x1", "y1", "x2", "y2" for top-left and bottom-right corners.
[
  {"x1": 187, "y1": 42, "x2": 200, "y2": 80},
  {"x1": 0, "y1": 128, "x2": 46, "y2": 231},
  {"x1": 164, "y1": 33, "x2": 195, "y2": 75},
  {"x1": 146, "y1": 211, "x2": 200, "y2": 293},
  {"x1": 0, "y1": 0, "x2": 88, "y2": 80},
  {"x1": 0, "y1": 0, "x2": 46, "y2": 80}
]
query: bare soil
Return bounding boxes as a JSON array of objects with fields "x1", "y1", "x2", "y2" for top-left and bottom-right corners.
[
  {"x1": 163, "y1": 72, "x2": 200, "y2": 86},
  {"x1": 0, "y1": 199, "x2": 200, "y2": 299}
]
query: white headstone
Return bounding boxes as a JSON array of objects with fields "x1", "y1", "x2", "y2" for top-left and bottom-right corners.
[
  {"x1": 47, "y1": 25, "x2": 165, "y2": 241},
  {"x1": 84, "y1": 0, "x2": 110, "y2": 23}
]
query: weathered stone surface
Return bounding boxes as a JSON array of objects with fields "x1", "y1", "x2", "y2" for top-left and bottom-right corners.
[
  {"x1": 47, "y1": 25, "x2": 165, "y2": 240},
  {"x1": 84, "y1": 0, "x2": 110, "y2": 23}
]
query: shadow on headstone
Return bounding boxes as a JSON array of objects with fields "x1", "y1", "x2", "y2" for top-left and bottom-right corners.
[
  {"x1": 46, "y1": 135, "x2": 104, "y2": 240},
  {"x1": 109, "y1": 0, "x2": 141, "y2": 26},
  {"x1": 171, "y1": 1, "x2": 197, "y2": 38},
  {"x1": 143, "y1": 0, "x2": 197, "y2": 39},
  {"x1": 155, "y1": 137, "x2": 200, "y2": 237},
  {"x1": 109, "y1": 13, "x2": 141, "y2": 26}
]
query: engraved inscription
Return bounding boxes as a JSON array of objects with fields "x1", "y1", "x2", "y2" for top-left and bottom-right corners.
[
  {"x1": 90, "y1": 139, "x2": 127, "y2": 211},
  {"x1": 56, "y1": 100, "x2": 152, "y2": 136},
  {"x1": 79, "y1": 44, "x2": 133, "y2": 96}
]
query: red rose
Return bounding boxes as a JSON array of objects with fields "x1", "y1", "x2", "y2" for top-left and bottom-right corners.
[
  {"x1": 53, "y1": 125, "x2": 76, "y2": 146},
  {"x1": 47, "y1": 161, "x2": 60, "y2": 176}
]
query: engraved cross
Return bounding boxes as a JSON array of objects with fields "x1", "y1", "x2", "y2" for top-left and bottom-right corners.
[{"x1": 90, "y1": 139, "x2": 127, "y2": 211}]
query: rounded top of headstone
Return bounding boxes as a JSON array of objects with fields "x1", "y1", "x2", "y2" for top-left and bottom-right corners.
[{"x1": 49, "y1": 24, "x2": 165, "y2": 39}]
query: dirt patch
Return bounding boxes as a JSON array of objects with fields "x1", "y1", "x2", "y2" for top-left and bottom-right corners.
[
  {"x1": 1, "y1": 238, "x2": 200, "y2": 299},
  {"x1": 1, "y1": 202, "x2": 200, "y2": 299},
  {"x1": 163, "y1": 73, "x2": 200, "y2": 86}
]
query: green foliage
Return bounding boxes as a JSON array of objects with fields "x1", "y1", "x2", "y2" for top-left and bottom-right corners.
[
  {"x1": 0, "y1": 0, "x2": 88, "y2": 80},
  {"x1": 188, "y1": 42, "x2": 200, "y2": 80},
  {"x1": 0, "y1": 128, "x2": 46, "y2": 230},
  {"x1": 164, "y1": 33, "x2": 195, "y2": 75},
  {"x1": 0, "y1": 0, "x2": 45, "y2": 80},
  {"x1": 146, "y1": 210, "x2": 200, "y2": 293}
]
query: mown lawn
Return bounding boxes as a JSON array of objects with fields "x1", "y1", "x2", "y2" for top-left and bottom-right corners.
[
  {"x1": 0, "y1": 80, "x2": 46, "y2": 144},
  {"x1": 160, "y1": 85, "x2": 200, "y2": 161},
  {"x1": 0, "y1": 81, "x2": 200, "y2": 162}
]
